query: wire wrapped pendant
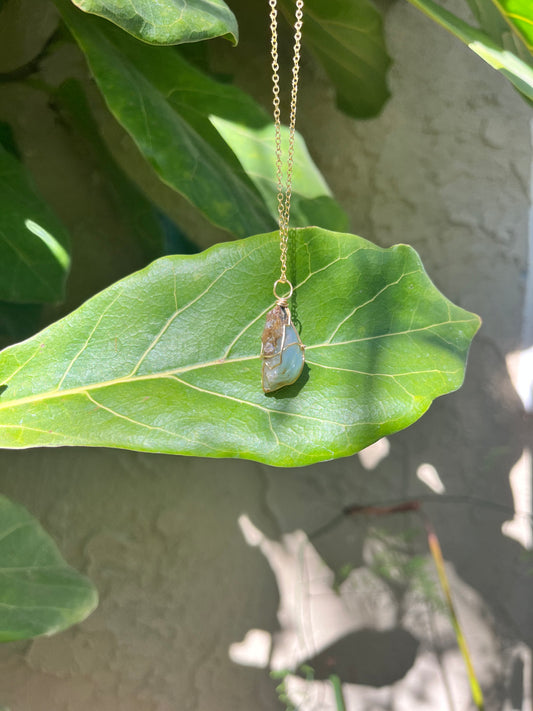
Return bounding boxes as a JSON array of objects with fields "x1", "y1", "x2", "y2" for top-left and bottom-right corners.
[
  {"x1": 263, "y1": 0, "x2": 305, "y2": 393},
  {"x1": 261, "y1": 283, "x2": 305, "y2": 393}
]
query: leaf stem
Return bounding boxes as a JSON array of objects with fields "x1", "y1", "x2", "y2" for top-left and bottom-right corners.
[
  {"x1": 344, "y1": 499, "x2": 485, "y2": 710},
  {"x1": 329, "y1": 674, "x2": 346, "y2": 711},
  {"x1": 420, "y1": 510, "x2": 485, "y2": 710}
]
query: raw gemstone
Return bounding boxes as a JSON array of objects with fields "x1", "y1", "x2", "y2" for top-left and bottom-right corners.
[{"x1": 261, "y1": 305, "x2": 305, "y2": 393}]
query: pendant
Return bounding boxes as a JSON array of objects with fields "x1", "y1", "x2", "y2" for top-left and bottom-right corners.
[{"x1": 261, "y1": 304, "x2": 305, "y2": 393}]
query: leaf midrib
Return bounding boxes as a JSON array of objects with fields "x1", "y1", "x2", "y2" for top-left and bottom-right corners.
[
  {"x1": 0, "y1": 313, "x2": 477, "y2": 418},
  {"x1": 0, "y1": 352, "x2": 259, "y2": 413}
]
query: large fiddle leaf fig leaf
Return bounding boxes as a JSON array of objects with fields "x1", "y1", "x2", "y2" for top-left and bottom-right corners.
[
  {"x1": 70, "y1": 0, "x2": 238, "y2": 46},
  {"x1": 407, "y1": 0, "x2": 533, "y2": 101},
  {"x1": 0, "y1": 494, "x2": 98, "y2": 642},
  {"x1": 56, "y1": 0, "x2": 347, "y2": 238},
  {"x1": 0, "y1": 228, "x2": 480, "y2": 467},
  {"x1": 280, "y1": 0, "x2": 391, "y2": 118},
  {"x1": 0, "y1": 144, "x2": 70, "y2": 304}
]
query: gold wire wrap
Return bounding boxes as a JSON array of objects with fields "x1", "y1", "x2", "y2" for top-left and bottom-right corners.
[{"x1": 269, "y1": 0, "x2": 304, "y2": 294}]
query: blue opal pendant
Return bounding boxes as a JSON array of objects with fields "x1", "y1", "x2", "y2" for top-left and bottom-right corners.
[{"x1": 261, "y1": 304, "x2": 305, "y2": 393}]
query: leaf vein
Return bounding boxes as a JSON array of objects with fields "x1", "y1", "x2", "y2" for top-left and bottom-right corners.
[
  {"x1": 130, "y1": 242, "x2": 265, "y2": 375},
  {"x1": 56, "y1": 291, "x2": 123, "y2": 390},
  {"x1": 167, "y1": 374, "x2": 348, "y2": 428},
  {"x1": 326, "y1": 268, "x2": 421, "y2": 343}
]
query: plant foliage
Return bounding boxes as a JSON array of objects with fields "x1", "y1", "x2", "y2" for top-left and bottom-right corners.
[
  {"x1": 406, "y1": 0, "x2": 533, "y2": 101},
  {"x1": 0, "y1": 494, "x2": 97, "y2": 642},
  {"x1": 0, "y1": 228, "x2": 480, "y2": 467},
  {"x1": 70, "y1": 0, "x2": 239, "y2": 45},
  {"x1": 0, "y1": 144, "x2": 70, "y2": 303}
]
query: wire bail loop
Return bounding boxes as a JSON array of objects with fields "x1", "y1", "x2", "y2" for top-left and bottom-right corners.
[{"x1": 273, "y1": 278, "x2": 293, "y2": 306}]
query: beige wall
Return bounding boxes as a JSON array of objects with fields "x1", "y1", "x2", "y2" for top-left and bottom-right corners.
[{"x1": 0, "y1": 0, "x2": 531, "y2": 709}]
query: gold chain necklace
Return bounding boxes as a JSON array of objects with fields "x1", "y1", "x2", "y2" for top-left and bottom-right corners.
[{"x1": 261, "y1": 0, "x2": 306, "y2": 394}]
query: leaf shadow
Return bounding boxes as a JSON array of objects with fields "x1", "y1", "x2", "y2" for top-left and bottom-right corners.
[
  {"x1": 304, "y1": 628, "x2": 419, "y2": 686},
  {"x1": 0, "y1": 385, "x2": 7, "y2": 397}
]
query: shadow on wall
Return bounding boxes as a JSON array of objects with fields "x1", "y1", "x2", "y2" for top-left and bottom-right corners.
[
  {"x1": 229, "y1": 335, "x2": 532, "y2": 710},
  {"x1": 0, "y1": 335, "x2": 529, "y2": 711}
]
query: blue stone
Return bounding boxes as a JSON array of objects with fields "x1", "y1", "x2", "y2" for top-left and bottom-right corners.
[{"x1": 261, "y1": 305, "x2": 305, "y2": 393}]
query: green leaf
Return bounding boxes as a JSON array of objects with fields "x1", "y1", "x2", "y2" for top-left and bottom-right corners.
[
  {"x1": 0, "y1": 145, "x2": 70, "y2": 304},
  {"x1": 0, "y1": 227, "x2": 480, "y2": 467},
  {"x1": 406, "y1": 0, "x2": 533, "y2": 101},
  {"x1": 70, "y1": 0, "x2": 238, "y2": 46},
  {"x1": 0, "y1": 121, "x2": 20, "y2": 160},
  {"x1": 489, "y1": 0, "x2": 533, "y2": 52},
  {"x1": 465, "y1": 0, "x2": 511, "y2": 41},
  {"x1": 54, "y1": 78, "x2": 166, "y2": 262},
  {"x1": 464, "y1": 0, "x2": 533, "y2": 67},
  {"x1": 210, "y1": 117, "x2": 349, "y2": 233},
  {"x1": 280, "y1": 0, "x2": 391, "y2": 118},
  {"x1": 0, "y1": 494, "x2": 98, "y2": 642},
  {"x1": 56, "y1": 1, "x2": 346, "y2": 238}
]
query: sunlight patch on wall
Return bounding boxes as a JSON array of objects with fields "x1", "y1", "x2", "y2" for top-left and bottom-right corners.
[
  {"x1": 417, "y1": 463, "x2": 446, "y2": 494},
  {"x1": 502, "y1": 448, "x2": 533, "y2": 550},
  {"x1": 358, "y1": 437, "x2": 390, "y2": 470},
  {"x1": 231, "y1": 514, "x2": 489, "y2": 710},
  {"x1": 228, "y1": 629, "x2": 271, "y2": 668},
  {"x1": 506, "y1": 347, "x2": 533, "y2": 413},
  {"x1": 507, "y1": 118, "x2": 533, "y2": 414}
]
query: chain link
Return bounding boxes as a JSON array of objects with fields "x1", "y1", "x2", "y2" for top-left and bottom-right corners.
[{"x1": 269, "y1": 0, "x2": 304, "y2": 287}]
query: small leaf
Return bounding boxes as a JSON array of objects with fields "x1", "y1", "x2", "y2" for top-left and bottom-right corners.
[
  {"x1": 56, "y1": 0, "x2": 346, "y2": 238},
  {"x1": 0, "y1": 495, "x2": 98, "y2": 642},
  {"x1": 280, "y1": 0, "x2": 391, "y2": 118},
  {"x1": 0, "y1": 228, "x2": 480, "y2": 467},
  {"x1": 0, "y1": 145, "x2": 70, "y2": 304},
  {"x1": 70, "y1": 0, "x2": 238, "y2": 46},
  {"x1": 406, "y1": 0, "x2": 533, "y2": 101}
]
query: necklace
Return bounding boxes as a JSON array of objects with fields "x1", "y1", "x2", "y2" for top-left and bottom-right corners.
[{"x1": 261, "y1": 0, "x2": 306, "y2": 394}]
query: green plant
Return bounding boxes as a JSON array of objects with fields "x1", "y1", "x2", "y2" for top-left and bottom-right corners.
[
  {"x1": 406, "y1": 0, "x2": 533, "y2": 102},
  {"x1": 0, "y1": 0, "x2": 529, "y2": 665},
  {"x1": 0, "y1": 494, "x2": 97, "y2": 642}
]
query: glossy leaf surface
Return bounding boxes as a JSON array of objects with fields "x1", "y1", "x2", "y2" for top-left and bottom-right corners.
[
  {"x1": 70, "y1": 0, "x2": 238, "y2": 45},
  {"x1": 57, "y1": 1, "x2": 346, "y2": 238},
  {"x1": 0, "y1": 228, "x2": 480, "y2": 467},
  {"x1": 281, "y1": 0, "x2": 391, "y2": 118},
  {"x1": 0, "y1": 495, "x2": 98, "y2": 642},
  {"x1": 407, "y1": 0, "x2": 533, "y2": 100},
  {"x1": 0, "y1": 145, "x2": 70, "y2": 304}
]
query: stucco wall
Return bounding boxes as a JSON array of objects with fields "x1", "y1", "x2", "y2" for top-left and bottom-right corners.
[{"x1": 0, "y1": 0, "x2": 531, "y2": 709}]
